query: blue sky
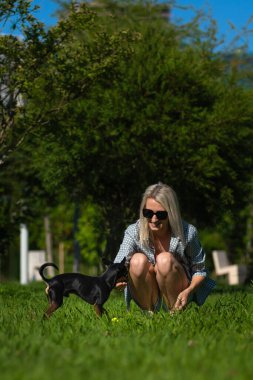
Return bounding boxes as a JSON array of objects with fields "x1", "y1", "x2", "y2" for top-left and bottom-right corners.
[
  {"x1": 1, "y1": 0, "x2": 253, "y2": 51},
  {"x1": 172, "y1": 0, "x2": 253, "y2": 51}
]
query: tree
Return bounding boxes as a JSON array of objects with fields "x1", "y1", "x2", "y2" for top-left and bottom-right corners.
[
  {"x1": 25, "y1": 1, "x2": 253, "y2": 259},
  {"x1": 0, "y1": 1, "x2": 136, "y2": 161},
  {"x1": 1, "y1": 1, "x2": 253, "y2": 275},
  {"x1": 0, "y1": 1, "x2": 137, "y2": 272},
  {"x1": 0, "y1": 0, "x2": 47, "y2": 160}
]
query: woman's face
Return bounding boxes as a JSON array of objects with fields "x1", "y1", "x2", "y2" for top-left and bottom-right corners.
[{"x1": 144, "y1": 198, "x2": 170, "y2": 235}]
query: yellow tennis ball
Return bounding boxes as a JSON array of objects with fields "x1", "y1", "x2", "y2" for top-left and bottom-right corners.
[{"x1": 111, "y1": 317, "x2": 119, "y2": 323}]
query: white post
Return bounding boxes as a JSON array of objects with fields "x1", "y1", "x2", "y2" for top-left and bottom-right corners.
[{"x1": 20, "y1": 224, "x2": 28, "y2": 284}]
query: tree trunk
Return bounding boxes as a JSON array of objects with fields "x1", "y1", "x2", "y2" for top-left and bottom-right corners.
[
  {"x1": 44, "y1": 215, "x2": 54, "y2": 276},
  {"x1": 73, "y1": 203, "x2": 81, "y2": 272}
]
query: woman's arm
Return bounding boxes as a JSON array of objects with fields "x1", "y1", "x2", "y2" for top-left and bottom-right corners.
[
  {"x1": 174, "y1": 224, "x2": 207, "y2": 310},
  {"x1": 174, "y1": 274, "x2": 205, "y2": 310}
]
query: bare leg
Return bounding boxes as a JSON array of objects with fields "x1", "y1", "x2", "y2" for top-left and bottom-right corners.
[
  {"x1": 155, "y1": 252, "x2": 189, "y2": 310},
  {"x1": 129, "y1": 253, "x2": 159, "y2": 311}
]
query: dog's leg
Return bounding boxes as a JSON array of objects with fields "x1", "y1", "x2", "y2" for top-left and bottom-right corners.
[
  {"x1": 94, "y1": 303, "x2": 109, "y2": 318},
  {"x1": 43, "y1": 302, "x2": 59, "y2": 319},
  {"x1": 94, "y1": 303, "x2": 102, "y2": 317},
  {"x1": 94, "y1": 303, "x2": 104, "y2": 317},
  {"x1": 43, "y1": 286, "x2": 63, "y2": 319}
]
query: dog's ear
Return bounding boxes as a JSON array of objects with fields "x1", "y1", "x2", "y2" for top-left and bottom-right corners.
[{"x1": 102, "y1": 257, "x2": 113, "y2": 266}]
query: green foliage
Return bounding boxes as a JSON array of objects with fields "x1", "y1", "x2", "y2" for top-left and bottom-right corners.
[
  {"x1": 0, "y1": 0, "x2": 48, "y2": 155},
  {"x1": 199, "y1": 228, "x2": 226, "y2": 269},
  {"x1": 27, "y1": 2, "x2": 253, "y2": 260},
  {"x1": 0, "y1": 1, "x2": 137, "y2": 159},
  {"x1": 76, "y1": 201, "x2": 106, "y2": 266},
  {"x1": 26, "y1": 2, "x2": 253, "y2": 228},
  {"x1": 1, "y1": 0, "x2": 253, "y2": 273},
  {"x1": 0, "y1": 282, "x2": 253, "y2": 380},
  {"x1": 0, "y1": 0, "x2": 137, "y2": 270}
]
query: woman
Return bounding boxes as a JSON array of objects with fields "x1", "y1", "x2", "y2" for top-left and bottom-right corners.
[{"x1": 114, "y1": 183, "x2": 215, "y2": 312}]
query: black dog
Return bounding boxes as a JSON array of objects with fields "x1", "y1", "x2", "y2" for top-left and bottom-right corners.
[{"x1": 39, "y1": 257, "x2": 127, "y2": 318}]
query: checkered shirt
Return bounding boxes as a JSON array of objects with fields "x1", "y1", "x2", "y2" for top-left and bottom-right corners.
[{"x1": 114, "y1": 220, "x2": 216, "y2": 309}]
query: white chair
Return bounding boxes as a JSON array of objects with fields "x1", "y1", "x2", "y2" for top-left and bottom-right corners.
[
  {"x1": 212, "y1": 250, "x2": 248, "y2": 285},
  {"x1": 28, "y1": 250, "x2": 46, "y2": 282}
]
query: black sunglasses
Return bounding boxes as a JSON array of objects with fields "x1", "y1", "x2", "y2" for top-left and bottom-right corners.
[{"x1": 142, "y1": 208, "x2": 168, "y2": 220}]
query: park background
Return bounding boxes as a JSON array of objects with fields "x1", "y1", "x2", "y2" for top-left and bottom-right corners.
[
  {"x1": 0, "y1": 0, "x2": 253, "y2": 280},
  {"x1": 1, "y1": 2, "x2": 253, "y2": 380}
]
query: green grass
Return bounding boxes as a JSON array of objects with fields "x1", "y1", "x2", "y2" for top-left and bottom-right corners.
[{"x1": 0, "y1": 281, "x2": 252, "y2": 380}]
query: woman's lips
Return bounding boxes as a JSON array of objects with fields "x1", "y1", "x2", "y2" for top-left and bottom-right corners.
[{"x1": 149, "y1": 220, "x2": 161, "y2": 227}]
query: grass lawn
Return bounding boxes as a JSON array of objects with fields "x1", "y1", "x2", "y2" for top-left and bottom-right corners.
[{"x1": 0, "y1": 281, "x2": 252, "y2": 380}]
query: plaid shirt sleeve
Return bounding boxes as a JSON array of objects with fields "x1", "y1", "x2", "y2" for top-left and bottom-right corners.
[
  {"x1": 114, "y1": 224, "x2": 138, "y2": 265},
  {"x1": 183, "y1": 222, "x2": 216, "y2": 305},
  {"x1": 184, "y1": 224, "x2": 207, "y2": 277}
]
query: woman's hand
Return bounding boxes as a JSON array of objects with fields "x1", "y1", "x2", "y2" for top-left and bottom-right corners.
[
  {"x1": 174, "y1": 275, "x2": 205, "y2": 310},
  {"x1": 115, "y1": 280, "x2": 128, "y2": 291},
  {"x1": 174, "y1": 288, "x2": 191, "y2": 310}
]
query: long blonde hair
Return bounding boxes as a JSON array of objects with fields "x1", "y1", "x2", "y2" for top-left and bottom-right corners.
[{"x1": 139, "y1": 183, "x2": 185, "y2": 247}]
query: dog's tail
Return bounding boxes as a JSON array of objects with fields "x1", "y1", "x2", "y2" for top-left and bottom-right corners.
[{"x1": 39, "y1": 263, "x2": 58, "y2": 282}]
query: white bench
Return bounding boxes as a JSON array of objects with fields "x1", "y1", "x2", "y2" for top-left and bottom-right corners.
[{"x1": 212, "y1": 250, "x2": 247, "y2": 285}]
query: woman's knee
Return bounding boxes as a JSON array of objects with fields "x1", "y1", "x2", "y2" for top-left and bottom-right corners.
[
  {"x1": 129, "y1": 253, "x2": 150, "y2": 277},
  {"x1": 155, "y1": 252, "x2": 176, "y2": 275}
]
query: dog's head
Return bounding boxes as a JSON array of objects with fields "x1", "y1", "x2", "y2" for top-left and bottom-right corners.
[{"x1": 102, "y1": 257, "x2": 128, "y2": 287}]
